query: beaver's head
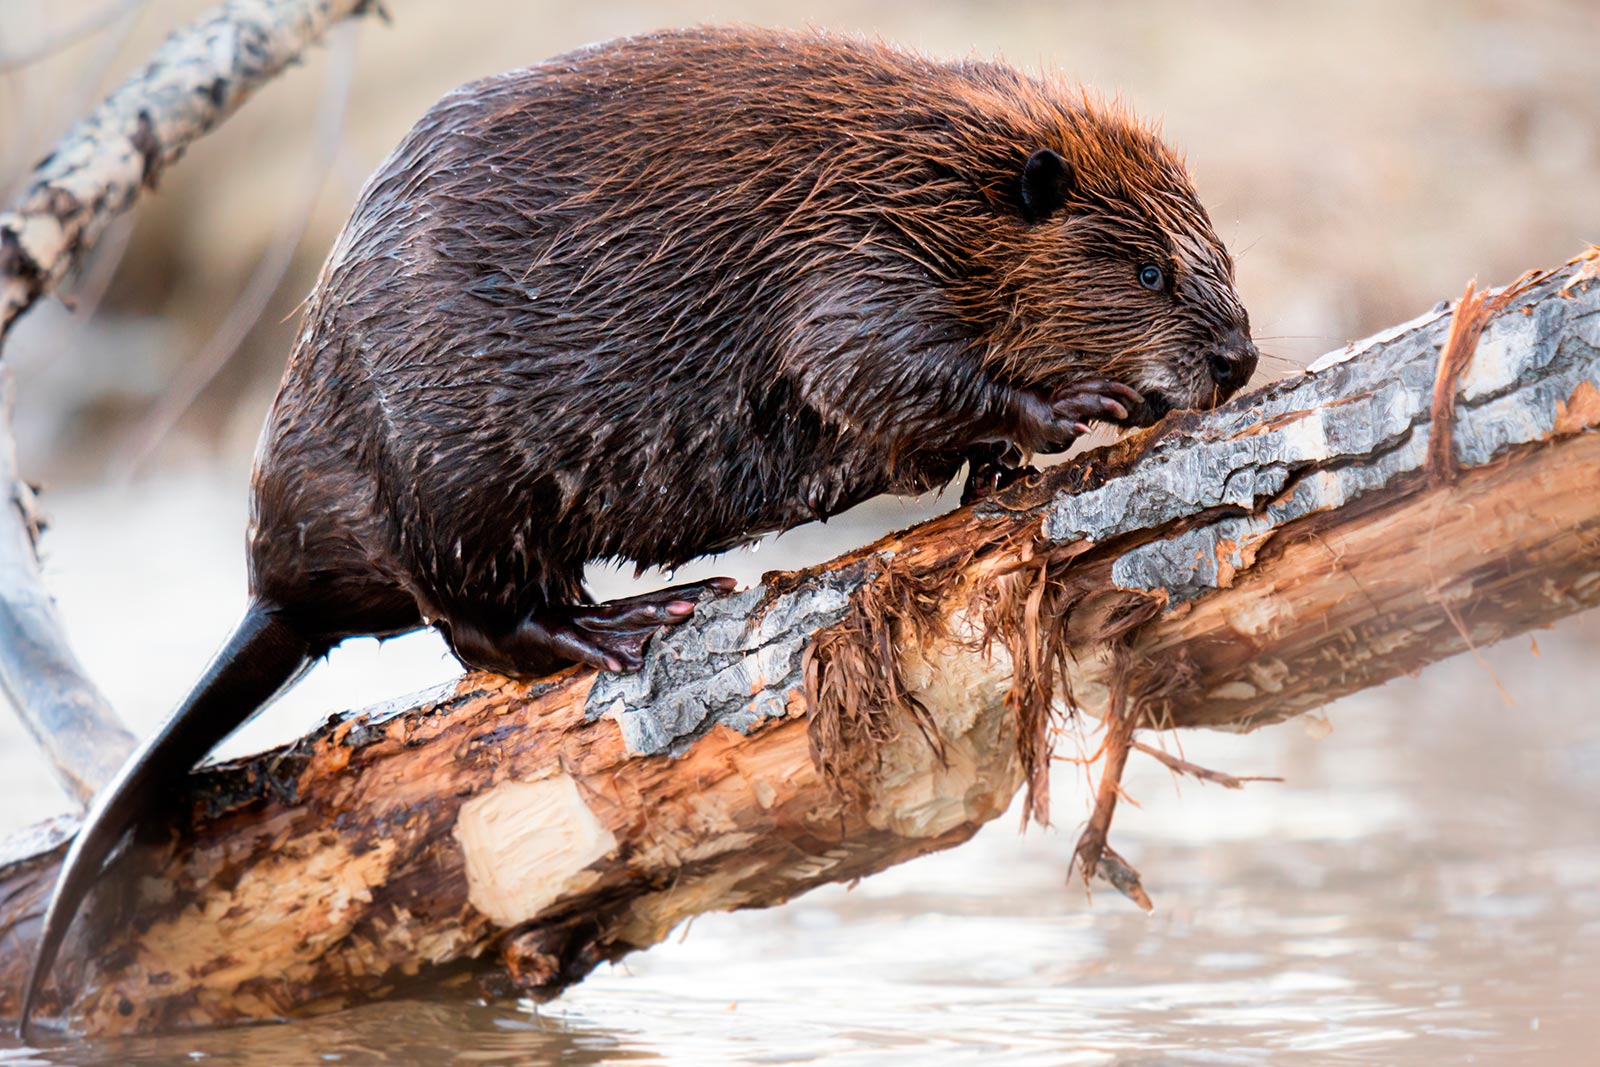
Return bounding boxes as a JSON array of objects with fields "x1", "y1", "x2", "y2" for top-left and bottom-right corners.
[{"x1": 956, "y1": 94, "x2": 1257, "y2": 427}]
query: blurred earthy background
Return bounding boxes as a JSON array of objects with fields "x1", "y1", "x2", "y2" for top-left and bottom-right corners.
[{"x1": 2, "y1": 2, "x2": 1598, "y2": 1064}]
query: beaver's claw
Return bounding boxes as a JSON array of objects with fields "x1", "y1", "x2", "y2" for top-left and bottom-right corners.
[
  {"x1": 447, "y1": 578, "x2": 738, "y2": 676},
  {"x1": 1009, "y1": 379, "x2": 1146, "y2": 454}
]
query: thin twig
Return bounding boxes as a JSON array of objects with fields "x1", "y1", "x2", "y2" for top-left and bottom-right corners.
[
  {"x1": 55, "y1": 214, "x2": 137, "y2": 326},
  {"x1": 1130, "y1": 740, "x2": 1284, "y2": 790},
  {"x1": 1434, "y1": 595, "x2": 1516, "y2": 708},
  {"x1": 1069, "y1": 659, "x2": 1136, "y2": 893}
]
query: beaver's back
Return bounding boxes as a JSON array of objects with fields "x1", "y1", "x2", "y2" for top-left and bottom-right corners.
[{"x1": 251, "y1": 26, "x2": 1198, "y2": 629}]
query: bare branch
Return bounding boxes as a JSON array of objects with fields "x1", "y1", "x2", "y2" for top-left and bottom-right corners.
[
  {"x1": 0, "y1": 0, "x2": 374, "y2": 343},
  {"x1": 0, "y1": 371, "x2": 133, "y2": 805},
  {"x1": 1130, "y1": 740, "x2": 1284, "y2": 790}
]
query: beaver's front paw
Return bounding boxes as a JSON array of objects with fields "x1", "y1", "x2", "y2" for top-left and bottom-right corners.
[{"x1": 1009, "y1": 379, "x2": 1145, "y2": 454}]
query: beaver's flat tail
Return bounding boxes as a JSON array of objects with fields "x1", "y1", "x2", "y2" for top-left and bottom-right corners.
[{"x1": 17, "y1": 600, "x2": 313, "y2": 1040}]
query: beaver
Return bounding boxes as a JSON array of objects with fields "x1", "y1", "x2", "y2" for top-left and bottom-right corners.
[{"x1": 21, "y1": 25, "x2": 1256, "y2": 1033}]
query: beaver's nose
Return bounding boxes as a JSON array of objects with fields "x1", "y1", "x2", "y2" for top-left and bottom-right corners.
[{"x1": 1208, "y1": 328, "x2": 1258, "y2": 394}]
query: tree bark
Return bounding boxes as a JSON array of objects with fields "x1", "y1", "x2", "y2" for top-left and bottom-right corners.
[{"x1": 1, "y1": 250, "x2": 1596, "y2": 1036}]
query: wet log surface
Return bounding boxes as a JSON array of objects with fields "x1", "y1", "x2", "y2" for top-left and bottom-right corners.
[{"x1": 1, "y1": 252, "x2": 1597, "y2": 1035}]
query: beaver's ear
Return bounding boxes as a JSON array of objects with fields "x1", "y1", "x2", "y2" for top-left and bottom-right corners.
[{"x1": 1018, "y1": 148, "x2": 1075, "y2": 224}]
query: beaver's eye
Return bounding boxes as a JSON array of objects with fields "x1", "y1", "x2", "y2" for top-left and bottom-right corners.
[{"x1": 1137, "y1": 264, "x2": 1165, "y2": 291}]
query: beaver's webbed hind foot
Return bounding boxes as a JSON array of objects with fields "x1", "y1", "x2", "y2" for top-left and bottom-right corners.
[{"x1": 448, "y1": 577, "x2": 737, "y2": 676}]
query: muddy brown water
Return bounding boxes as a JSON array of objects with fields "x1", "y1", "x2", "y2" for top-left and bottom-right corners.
[{"x1": 1, "y1": 477, "x2": 1597, "y2": 1066}]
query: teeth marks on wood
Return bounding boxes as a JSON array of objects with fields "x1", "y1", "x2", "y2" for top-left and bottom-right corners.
[{"x1": 2, "y1": 259, "x2": 1598, "y2": 1032}]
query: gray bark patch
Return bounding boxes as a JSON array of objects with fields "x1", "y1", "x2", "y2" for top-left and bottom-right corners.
[
  {"x1": 1077, "y1": 272, "x2": 1600, "y2": 604},
  {"x1": 585, "y1": 561, "x2": 871, "y2": 756}
]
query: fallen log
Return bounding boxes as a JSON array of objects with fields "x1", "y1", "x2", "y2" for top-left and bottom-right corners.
[{"x1": 1, "y1": 250, "x2": 1596, "y2": 1036}]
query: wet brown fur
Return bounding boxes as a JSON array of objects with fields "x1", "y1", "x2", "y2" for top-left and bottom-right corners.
[{"x1": 250, "y1": 25, "x2": 1254, "y2": 662}]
